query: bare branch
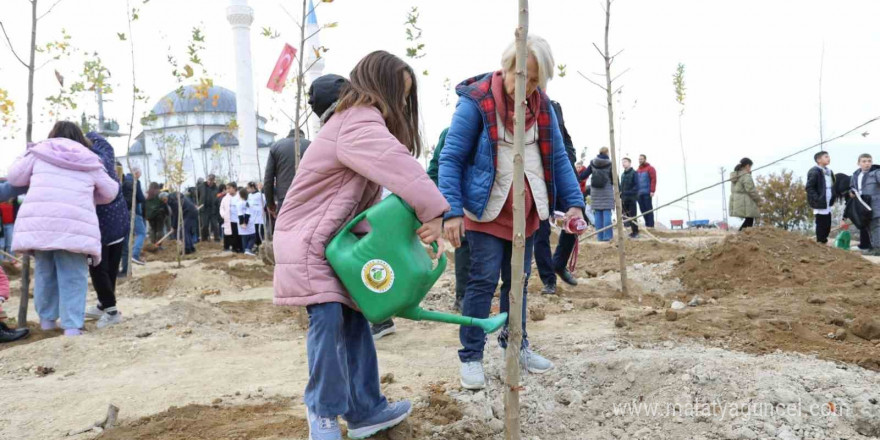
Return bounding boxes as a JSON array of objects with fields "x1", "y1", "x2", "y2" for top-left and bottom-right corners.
[
  {"x1": 279, "y1": 108, "x2": 294, "y2": 122},
  {"x1": 296, "y1": 109, "x2": 314, "y2": 129},
  {"x1": 302, "y1": 56, "x2": 322, "y2": 76},
  {"x1": 303, "y1": 28, "x2": 321, "y2": 44},
  {"x1": 37, "y1": 0, "x2": 65, "y2": 21},
  {"x1": 577, "y1": 70, "x2": 608, "y2": 92},
  {"x1": 610, "y1": 67, "x2": 631, "y2": 84},
  {"x1": 610, "y1": 48, "x2": 624, "y2": 60},
  {"x1": 591, "y1": 42, "x2": 605, "y2": 59},
  {"x1": 0, "y1": 21, "x2": 29, "y2": 68},
  {"x1": 612, "y1": 85, "x2": 624, "y2": 95},
  {"x1": 280, "y1": 5, "x2": 303, "y2": 30}
]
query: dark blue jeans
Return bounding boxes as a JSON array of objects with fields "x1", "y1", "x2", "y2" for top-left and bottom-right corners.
[
  {"x1": 638, "y1": 194, "x2": 654, "y2": 228},
  {"x1": 459, "y1": 230, "x2": 534, "y2": 362},
  {"x1": 534, "y1": 221, "x2": 579, "y2": 288},
  {"x1": 305, "y1": 302, "x2": 387, "y2": 422},
  {"x1": 454, "y1": 236, "x2": 470, "y2": 303}
]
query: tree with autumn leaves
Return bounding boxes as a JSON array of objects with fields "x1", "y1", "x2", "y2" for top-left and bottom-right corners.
[{"x1": 756, "y1": 170, "x2": 812, "y2": 231}]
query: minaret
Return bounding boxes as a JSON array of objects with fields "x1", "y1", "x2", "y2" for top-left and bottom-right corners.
[
  {"x1": 226, "y1": 0, "x2": 259, "y2": 183},
  {"x1": 305, "y1": 0, "x2": 324, "y2": 137}
]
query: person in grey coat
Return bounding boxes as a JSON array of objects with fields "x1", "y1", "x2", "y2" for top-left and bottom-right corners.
[
  {"x1": 579, "y1": 147, "x2": 614, "y2": 241},
  {"x1": 850, "y1": 153, "x2": 880, "y2": 255}
]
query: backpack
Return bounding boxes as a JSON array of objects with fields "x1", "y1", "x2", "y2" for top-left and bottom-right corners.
[
  {"x1": 846, "y1": 193, "x2": 872, "y2": 230},
  {"x1": 591, "y1": 167, "x2": 609, "y2": 189}
]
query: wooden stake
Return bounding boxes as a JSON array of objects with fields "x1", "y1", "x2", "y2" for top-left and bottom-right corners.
[
  {"x1": 0, "y1": 250, "x2": 22, "y2": 265},
  {"x1": 504, "y1": 2, "x2": 528, "y2": 439},
  {"x1": 600, "y1": 0, "x2": 629, "y2": 296}
]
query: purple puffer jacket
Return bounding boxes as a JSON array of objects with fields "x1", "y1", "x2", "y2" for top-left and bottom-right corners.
[
  {"x1": 273, "y1": 106, "x2": 450, "y2": 309},
  {"x1": 7, "y1": 138, "x2": 119, "y2": 263}
]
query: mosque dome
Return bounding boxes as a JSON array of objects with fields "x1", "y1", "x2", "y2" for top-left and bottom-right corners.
[{"x1": 151, "y1": 85, "x2": 237, "y2": 116}]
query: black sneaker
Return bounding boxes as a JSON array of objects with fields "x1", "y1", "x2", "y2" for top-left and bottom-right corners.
[
  {"x1": 0, "y1": 322, "x2": 29, "y2": 343},
  {"x1": 371, "y1": 319, "x2": 396, "y2": 341},
  {"x1": 541, "y1": 284, "x2": 557, "y2": 295},
  {"x1": 555, "y1": 269, "x2": 578, "y2": 287}
]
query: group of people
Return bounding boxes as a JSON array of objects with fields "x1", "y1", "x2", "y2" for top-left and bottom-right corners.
[
  {"x1": 729, "y1": 151, "x2": 880, "y2": 255},
  {"x1": 266, "y1": 35, "x2": 674, "y2": 439}
]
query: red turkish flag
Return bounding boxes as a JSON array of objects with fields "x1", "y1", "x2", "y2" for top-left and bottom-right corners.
[{"x1": 267, "y1": 44, "x2": 297, "y2": 93}]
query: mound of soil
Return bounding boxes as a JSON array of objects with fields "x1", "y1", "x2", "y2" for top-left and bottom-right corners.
[
  {"x1": 578, "y1": 239, "x2": 690, "y2": 275},
  {"x1": 673, "y1": 227, "x2": 872, "y2": 292},
  {"x1": 144, "y1": 241, "x2": 224, "y2": 263},
  {"x1": 129, "y1": 271, "x2": 177, "y2": 297},
  {"x1": 97, "y1": 399, "x2": 307, "y2": 440}
]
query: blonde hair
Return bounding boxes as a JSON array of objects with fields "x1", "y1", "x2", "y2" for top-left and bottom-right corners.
[
  {"x1": 501, "y1": 35, "x2": 555, "y2": 89},
  {"x1": 599, "y1": 147, "x2": 610, "y2": 155}
]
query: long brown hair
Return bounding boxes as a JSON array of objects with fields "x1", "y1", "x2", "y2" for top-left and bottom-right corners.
[
  {"x1": 47, "y1": 120, "x2": 92, "y2": 148},
  {"x1": 334, "y1": 51, "x2": 421, "y2": 157}
]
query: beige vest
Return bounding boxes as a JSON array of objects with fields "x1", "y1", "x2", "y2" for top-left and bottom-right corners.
[{"x1": 465, "y1": 119, "x2": 549, "y2": 222}]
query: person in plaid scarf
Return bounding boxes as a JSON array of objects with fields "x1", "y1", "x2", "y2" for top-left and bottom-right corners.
[{"x1": 438, "y1": 35, "x2": 584, "y2": 390}]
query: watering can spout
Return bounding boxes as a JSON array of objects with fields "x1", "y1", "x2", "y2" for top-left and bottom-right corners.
[{"x1": 399, "y1": 307, "x2": 508, "y2": 334}]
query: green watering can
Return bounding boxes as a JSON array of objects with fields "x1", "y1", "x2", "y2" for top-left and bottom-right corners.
[{"x1": 326, "y1": 195, "x2": 508, "y2": 333}]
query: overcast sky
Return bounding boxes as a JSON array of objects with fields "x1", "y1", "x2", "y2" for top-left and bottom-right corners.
[{"x1": 2, "y1": 0, "x2": 879, "y2": 226}]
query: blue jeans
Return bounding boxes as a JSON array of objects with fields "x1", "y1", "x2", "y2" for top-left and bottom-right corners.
[
  {"x1": 240, "y1": 234, "x2": 255, "y2": 252},
  {"x1": 534, "y1": 221, "x2": 555, "y2": 286},
  {"x1": 305, "y1": 302, "x2": 387, "y2": 422},
  {"x1": 1, "y1": 224, "x2": 13, "y2": 260},
  {"x1": 595, "y1": 209, "x2": 613, "y2": 241},
  {"x1": 638, "y1": 194, "x2": 654, "y2": 228},
  {"x1": 459, "y1": 230, "x2": 534, "y2": 362},
  {"x1": 33, "y1": 250, "x2": 88, "y2": 330}
]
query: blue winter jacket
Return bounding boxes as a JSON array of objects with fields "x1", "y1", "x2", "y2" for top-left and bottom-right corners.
[
  {"x1": 86, "y1": 132, "x2": 130, "y2": 245},
  {"x1": 438, "y1": 74, "x2": 584, "y2": 221}
]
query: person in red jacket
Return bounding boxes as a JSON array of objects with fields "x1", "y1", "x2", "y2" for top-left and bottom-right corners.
[
  {"x1": 636, "y1": 154, "x2": 657, "y2": 228},
  {"x1": 0, "y1": 199, "x2": 15, "y2": 261}
]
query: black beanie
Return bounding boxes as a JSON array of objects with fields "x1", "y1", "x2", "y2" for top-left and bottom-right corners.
[{"x1": 308, "y1": 74, "x2": 349, "y2": 119}]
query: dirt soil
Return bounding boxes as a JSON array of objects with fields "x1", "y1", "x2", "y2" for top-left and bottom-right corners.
[
  {"x1": 129, "y1": 271, "x2": 177, "y2": 297},
  {"x1": 2, "y1": 228, "x2": 880, "y2": 440},
  {"x1": 96, "y1": 398, "x2": 308, "y2": 440},
  {"x1": 0, "y1": 322, "x2": 62, "y2": 352}
]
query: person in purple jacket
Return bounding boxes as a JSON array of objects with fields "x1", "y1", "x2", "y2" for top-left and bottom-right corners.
[{"x1": 7, "y1": 122, "x2": 118, "y2": 336}]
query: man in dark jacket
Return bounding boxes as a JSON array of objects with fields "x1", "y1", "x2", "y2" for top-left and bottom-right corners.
[
  {"x1": 121, "y1": 166, "x2": 147, "y2": 274},
  {"x1": 806, "y1": 151, "x2": 836, "y2": 244},
  {"x1": 162, "y1": 192, "x2": 198, "y2": 254},
  {"x1": 620, "y1": 158, "x2": 639, "y2": 238},
  {"x1": 264, "y1": 129, "x2": 310, "y2": 217},
  {"x1": 534, "y1": 101, "x2": 580, "y2": 295},
  {"x1": 197, "y1": 174, "x2": 221, "y2": 242}
]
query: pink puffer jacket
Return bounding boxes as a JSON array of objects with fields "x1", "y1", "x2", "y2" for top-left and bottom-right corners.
[
  {"x1": 7, "y1": 138, "x2": 119, "y2": 264},
  {"x1": 273, "y1": 106, "x2": 450, "y2": 309}
]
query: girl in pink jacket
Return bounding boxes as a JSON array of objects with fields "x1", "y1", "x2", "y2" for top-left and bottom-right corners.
[
  {"x1": 7, "y1": 122, "x2": 119, "y2": 336},
  {"x1": 272, "y1": 51, "x2": 449, "y2": 440}
]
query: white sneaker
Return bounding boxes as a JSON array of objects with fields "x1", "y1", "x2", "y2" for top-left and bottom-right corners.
[
  {"x1": 96, "y1": 311, "x2": 123, "y2": 329},
  {"x1": 521, "y1": 348, "x2": 554, "y2": 374},
  {"x1": 244, "y1": 250, "x2": 256, "y2": 256},
  {"x1": 132, "y1": 258, "x2": 146, "y2": 266},
  {"x1": 460, "y1": 361, "x2": 486, "y2": 390},
  {"x1": 85, "y1": 305, "x2": 104, "y2": 321}
]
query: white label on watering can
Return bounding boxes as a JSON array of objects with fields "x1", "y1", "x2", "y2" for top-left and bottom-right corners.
[{"x1": 361, "y1": 259, "x2": 395, "y2": 293}]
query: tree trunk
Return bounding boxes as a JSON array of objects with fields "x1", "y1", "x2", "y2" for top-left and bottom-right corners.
[
  {"x1": 504, "y1": 2, "x2": 528, "y2": 439},
  {"x1": 176, "y1": 194, "x2": 183, "y2": 267},
  {"x1": 679, "y1": 114, "x2": 691, "y2": 223},
  {"x1": 124, "y1": 0, "x2": 139, "y2": 278},
  {"x1": 293, "y1": 0, "x2": 307, "y2": 172},
  {"x1": 19, "y1": 0, "x2": 39, "y2": 326},
  {"x1": 602, "y1": 0, "x2": 628, "y2": 296}
]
